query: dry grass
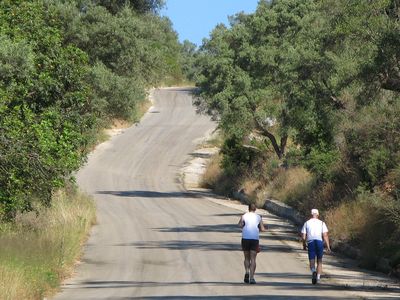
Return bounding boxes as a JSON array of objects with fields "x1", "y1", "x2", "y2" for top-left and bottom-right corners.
[
  {"x1": 266, "y1": 167, "x2": 314, "y2": 205},
  {"x1": 325, "y1": 190, "x2": 400, "y2": 270},
  {"x1": 239, "y1": 179, "x2": 267, "y2": 208},
  {"x1": 137, "y1": 100, "x2": 153, "y2": 120},
  {"x1": 201, "y1": 153, "x2": 222, "y2": 189},
  {"x1": 199, "y1": 152, "x2": 237, "y2": 196},
  {"x1": 0, "y1": 189, "x2": 96, "y2": 300},
  {"x1": 198, "y1": 131, "x2": 223, "y2": 149},
  {"x1": 325, "y1": 200, "x2": 373, "y2": 242},
  {"x1": 110, "y1": 118, "x2": 132, "y2": 129}
]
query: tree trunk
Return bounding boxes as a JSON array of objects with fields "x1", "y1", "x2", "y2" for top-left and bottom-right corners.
[{"x1": 255, "y1": 123, "x2": 287, "y2": 159}]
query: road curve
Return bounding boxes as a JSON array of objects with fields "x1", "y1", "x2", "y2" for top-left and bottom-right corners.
[{"x1": 53, "y1": 88, "x2": 357, "y2": 299}]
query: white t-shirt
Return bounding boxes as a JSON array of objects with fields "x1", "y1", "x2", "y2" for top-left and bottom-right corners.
[
  {"x1": 301, "y1": 218, "x2": 328, "y2": 241},
  {"x1": 241, "y1": 212, "x2": 262, "y2": 240}
]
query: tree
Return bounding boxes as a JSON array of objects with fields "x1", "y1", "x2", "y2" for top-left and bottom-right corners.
[
  {"x1": 93, "y1": 0, "x2": 165, "y2": 14},
  {"x1": 0, "y1": 0, "x2": 93, "y2": 218},
  {"x1": 50, "y1": 1, "x2": 182, "y2": 119},
  {"x1": 195, "y1": 0, "x2": 324, "y2": 160},
  {"x1": 180, "y1": 39, "x2": 198, "y2": 82}
]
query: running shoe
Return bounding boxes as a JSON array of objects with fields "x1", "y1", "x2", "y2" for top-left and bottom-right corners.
[
  {"x1": 244, "y1": 273, "x2": 249, "y2": 283},
  {"x1": 250, "y1": 278, "x2": 256, "y2": 284},
  {"x1": 312, "y1": 271, "x2": 317, "y2": 285}
]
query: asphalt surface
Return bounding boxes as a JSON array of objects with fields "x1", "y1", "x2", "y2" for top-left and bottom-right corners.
[{"x1": 52, "y1": 88, "x2": 393, "y2": 299}]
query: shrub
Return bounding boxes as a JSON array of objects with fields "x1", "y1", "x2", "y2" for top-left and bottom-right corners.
[
  {"x1": 326, "y1": 189, "x2": 400, "y2": 271},
  {"x1": 201, "y1": 153, "x2": 223, "y2": 189},
  {"x1": 221, "y1": 134, "x2": 257, "y2": 178},
  {"x1": 87, "y1": 62, "x2": 145, "y2": 120},
  {"x1": 303, "y1": 145, "x2": 340, "y2": 181}
]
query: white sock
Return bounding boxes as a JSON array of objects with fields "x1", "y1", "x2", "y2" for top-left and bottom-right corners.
[{"x1": 317, "y1": 274, "x2": 321, "y2": 279}]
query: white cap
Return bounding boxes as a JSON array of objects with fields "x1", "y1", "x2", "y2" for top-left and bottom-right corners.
[{"x1": 311, "y1": 209, "x2": 319, "y2": 215}]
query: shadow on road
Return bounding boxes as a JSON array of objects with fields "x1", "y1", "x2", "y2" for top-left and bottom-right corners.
[
  {"x1": 96, "y1": 190, "x2": 193, "y2": 198},
  {"x1": 96, "y1": 189, "x2": 226, "y2": 200},
  {"x1": 114, "y1": 240, "x2": 240, "y2": 252},
  {"x1": 154, "y1": 223, "x2": 238, "y2": 233},
  {"x1": 62, "y1": 278, "x2": 399, "y2": 299},
  {"x1": 118, "y1": 297, "x2": 356, "y2": 300}
]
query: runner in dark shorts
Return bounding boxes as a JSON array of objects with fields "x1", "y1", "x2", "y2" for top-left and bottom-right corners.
[
  {"x1": 238, "y1": 203, "x2": 266, "y2": 284},
  {"x1": 241, "y1": 239, "x2": 259, "y2": 252}
]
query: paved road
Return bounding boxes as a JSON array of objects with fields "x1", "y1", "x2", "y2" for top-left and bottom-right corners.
[{"x1": 54, "y1": 88, "x2": 374, "y2": 299}]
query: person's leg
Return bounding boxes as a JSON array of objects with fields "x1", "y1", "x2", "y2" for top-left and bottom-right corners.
[
  {"x1": 244, "y1": 251, "x2": 251, "y2": 274},
  {"x1": 243, "y1": 251, "x2": 250, "y2": 283},
  {"x1": 315, "y1": 240, "x2": 324, "y2": 280},
  {"x1": 242, "y1": 239, "x2": 251, "y2": 283},
  {"x1": 309, "y1": 258, "x2": 316, "y2": 272},
  {"x1": 316, "y1": 258, "x2": 322, "y2": 279},
  {"x1": 307, "y1": 240, "x2": 317, "y2": 273},
  {"x1": 249, "y1": 250, "x2": 257, "y2": 283},
  {"x1": 307, "y1": 240, "x2": 318, "y2": 284}
]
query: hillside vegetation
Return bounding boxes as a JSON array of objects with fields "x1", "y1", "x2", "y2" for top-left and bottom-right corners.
[
  {"x1": 0, "y1": 0, "x2": 184, "y2": 298},
  {"x1": 193, "y1": 0, "x2": 400, "y2": 275}
]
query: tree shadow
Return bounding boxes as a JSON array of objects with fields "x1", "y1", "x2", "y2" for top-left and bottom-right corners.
[
  {"x1": 188, "y1": 151, "x2": 215, "y2": 159},
  {"x1": 96, "y1": 190, "x2": 194, "y2": 199},
  {"x1": 154, "y1": 223, "x2": 238, "y2": 234},
  {"x1": 61, "y1": 279, "x2": 399, "y2": 299},
  {"x1": 114, "y1": 240, "x2": 240, "y2": 252}
]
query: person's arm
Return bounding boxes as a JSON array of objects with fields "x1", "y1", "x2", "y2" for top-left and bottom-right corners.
[
  {"x1": 301, "y1": 223, "x2": 307, "y2": 250},
  {"x1": 322, "y1": 222, "x2": 331, "y2": 252},
  {"x1": 258, "y1": 219, "x2": 266, "y2": 232},
  {"x1": 301, "y1": 233, "x2": 307, "y2": 250},
  {"x1": 323, "y1": 232, "x2": 331, "y2": 252},
  {"x1": 238, "y1": 216, "x2": 244, "y2": 228}
]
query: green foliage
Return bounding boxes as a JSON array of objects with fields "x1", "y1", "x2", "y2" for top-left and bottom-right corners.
[
  {"x1": 51, "y1": 1, "x2": 182, "y2": 110},
  {"x1": 195, "y1": 0, "x2": 334, "y2": 161},
  {"x1": 196, "y1": 0, "x2": 400, "y2": 188},
  {"x1": 94, "y1": 0, "x2": 165, "y2": 14},
  {"x1": 87, "y1": 62, "x2": 145, "y2": 120},
  {"x1": 303, "y1": 145, "x2": 340, "y2": 181},
  {"x1": 179, "y1": 39, "x2": 201, "y2": 83},
  {"x1": 221, "y1": 134, "x2": 256, "y2": 178},
  {"x1": 59, "y1": 3, "x2": 180, "y2": 84},
  {"x1": 0, "y1": 36, "x2": 35, "y2": 84},
  {"x1": 0, "y1": 1, "x2": 94, "y2": 218},
  {"x1": 343, "y1": 96, "x2": 400, "y2": 189}
]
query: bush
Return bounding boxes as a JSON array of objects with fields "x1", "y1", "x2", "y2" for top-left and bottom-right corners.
[
  {"x1": 303, "y1": 145, "x2": 340, "y2": 181},
  {"x1": 0, "y1": 1, "x2": 94, "y2": 218},
  {"x1": 221, "y1": 134, "x2": 257, "y2": 178},
  {"x1": 201, "y1": 153, "x2": 223, "y2": 189},
  {"x1": 326, "y1": 189, "x2": 400, "y2": 271},
  {"x1": 343, "y1": 97, "x2": 400, "y2": 189},
  {"x1": 267, "y1": 167, "x2": 315, "y2": 209},
  {"x1": 87, "y1": 62, "x2": 145, "y2": 120}
]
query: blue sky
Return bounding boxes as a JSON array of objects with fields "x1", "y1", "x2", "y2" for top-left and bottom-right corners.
[{"x1": 160, "y1": 0, "x2": 260, "y2": 47}]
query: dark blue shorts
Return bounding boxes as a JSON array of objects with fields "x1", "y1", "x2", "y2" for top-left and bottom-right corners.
[{"x1": 307, "y1": 240, "x2": 324, "y2": 260}]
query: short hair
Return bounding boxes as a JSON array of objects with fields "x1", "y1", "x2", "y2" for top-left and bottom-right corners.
[{"x1": 249, "y1": 203, "x2": 257, "y2": 212}]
